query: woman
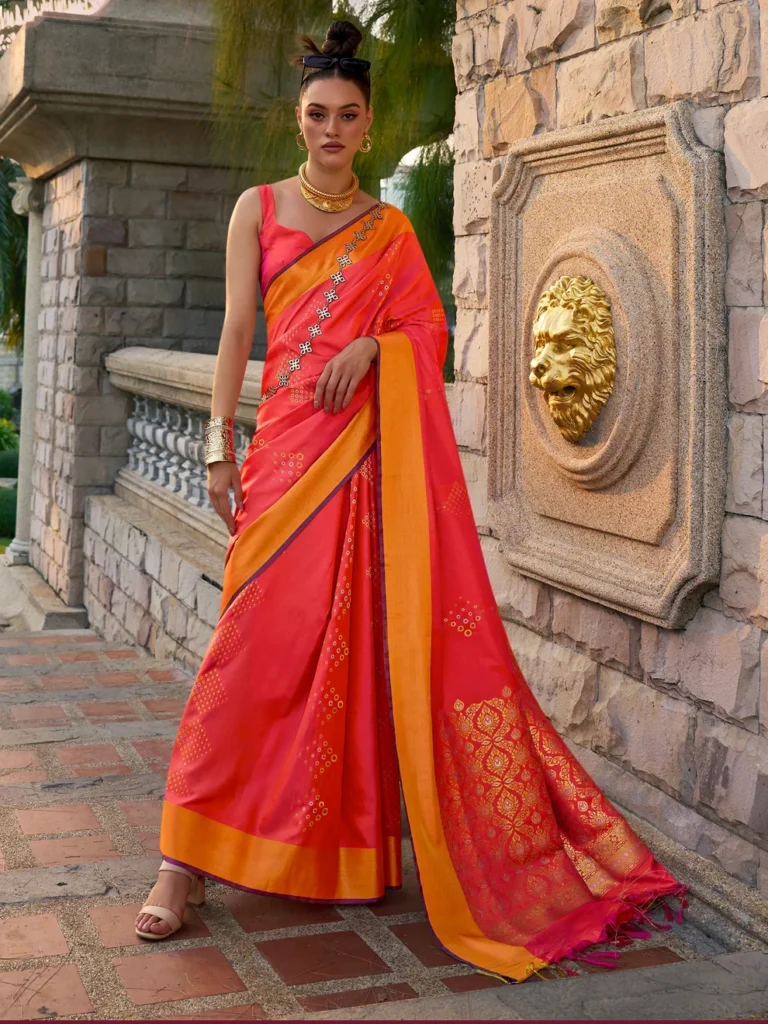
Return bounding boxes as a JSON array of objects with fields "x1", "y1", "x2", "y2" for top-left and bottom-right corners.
[{"x1": 135, "y1": 20, "x2": 684, "y2": 981}]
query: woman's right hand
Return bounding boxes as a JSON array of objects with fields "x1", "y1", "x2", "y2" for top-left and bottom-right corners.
[{"x1": 207, "y1": 461, "x2": 244, "y2": 536}]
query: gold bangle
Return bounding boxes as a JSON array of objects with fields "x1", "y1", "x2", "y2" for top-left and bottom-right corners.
[{"x1": 204, "y1": 416, "x2": 236, "y2": 466}]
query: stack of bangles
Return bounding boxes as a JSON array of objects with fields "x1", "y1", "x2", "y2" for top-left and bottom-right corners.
[{"x1": 203, "y1": 416, "x2": 236, "y2": 465}]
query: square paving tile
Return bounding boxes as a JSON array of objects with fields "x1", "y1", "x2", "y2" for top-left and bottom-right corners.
[
  {"x1": 16, "y1": 803, "x2": 101, "y2": 835},
  {"x1": 221, "y1": 891, "x2": 343, "y2": 932},
  {"x1": 297, "y1": 983, "x2": 418, "y2": 1012},
  {"x1": 113, "y1": 947, "x2": 246, "y2": 1005},
  {"x1": 133, "y1": 739, "x2": 174, "y2": 760},
  {"x1": 120, "y1": 800, "x2": 162, "y2": 826},
  {"x1": 55, "y1": 743, "x2": 123, "y2": 765},
  {"x1": 10, "y1": 704, "x2": 66, "y2": 726},
  {"x1": 59, "y1": 650, "x2": 100, "y2": 663},
  {"x1": 256, "y1": 931, "x2": 391, "y2": 986},
  {"x1": 40, "y1": 674, "x2": 90, "y2": 691},
  {"x1": 136, "y1": 830, "x2": 161, "y2": 856},
  {"x1": 71, "y1": 764, "x2": 133, "y2": 778},
  {"x1": 370, "y1": 876, "x2": 425, "y2": 917},
  {"x1": 95, "y1": 671, "x2": 141, "y2": 687},
  {"x1": 0, "y1": 964, "x2": 93, "y2": 1017},
  {"x1": 0, "y1": 913, "x2": 69, "y2": 959},
  {"x1": 0, "y1": 750, "x2": 40, "y2": 771},
  {"x1": 0, "y1": 769, "x2": 48, "y2": 785},
  {"x1": 105, "y1": 649, "x2": 140, "y2": 660},
  {"x1": 30, "y1": 835, "x2": 120, "y2": 866},
  {"x1": 388, "y1": 921, "x2": 454, "y2": 967},
  {"x1": 582, "y1": 945, "x2": 685, "y2": 973},
  {"x1": 0, "y1": 677, "x2": 33, "y2": 693},
  {"x1": 148, "y1": 669, "x2": 187, "y2": 682},
  {"x1": 142, "y1": 698, "x2": 187, "y2": 720},
  {"x1": 6, "y1": 653, "x2": 48, "y2": 666},
  {"x1": 442, "y1": 973, "x2": 508, "y2": 992},
  {"x1": 79, "y1": 701, "x2": 139, "y2": 722},
  {"x1": 90, "y1": 903, "x2": 209, "y2": 947}
]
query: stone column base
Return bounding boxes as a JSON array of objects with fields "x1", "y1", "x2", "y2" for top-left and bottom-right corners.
[
  {"x1": 0, "y1": 564, "x2": 88, "y2": 630},
  {"x1": 4, "y1": 538, "x2": 30, "y2": 566}
]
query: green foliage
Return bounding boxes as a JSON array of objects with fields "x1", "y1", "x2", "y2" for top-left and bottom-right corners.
[
  {"x1": 0, "y1": 388, "x2": 12, "y2": 420},
  {"x1": 0, "y1": 1, "x2": 90, "y2": 53},
  {"x1": 0, "y1": 485, "x2": 16, "y2": 538},
  {"x1": 0, "y1": 417, "x2": 18, "y2": 451},
  {"x1": 0, "y1": 447, "x2": 18, "y2": 477},
  {"x1": 0, "y1": 158, "x2": 27, "y2": 349},
  {"x1": 400, "y1": 140, "x2": 454, "y2": 303},
  {"x1": 211, "y1": 0, "x2": 457, "y2": 377}
]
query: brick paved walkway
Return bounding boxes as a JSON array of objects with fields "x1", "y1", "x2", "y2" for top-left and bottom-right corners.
[{"x1": 0, "y1": 629, "x2": 752, "y2": 1020}]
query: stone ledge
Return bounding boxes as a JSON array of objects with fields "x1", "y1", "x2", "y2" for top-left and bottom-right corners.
[
  {"x1": 301, "y1": 952, "x2": 768, "y2": 1020},
  {"x1": 0, "y1": 563, "x2": 88, "y2": 631},
  {"x1": 105, "y1": 345, "x2": 263, "y2": 425}
]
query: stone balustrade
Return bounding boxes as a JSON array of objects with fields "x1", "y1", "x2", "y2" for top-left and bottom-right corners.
[
  {"x1": 80, "y1": 346, "x2": 263, "y2": 670},
  {"x1": 105, "y1": 346, "x2": 262, "y2": 544}
]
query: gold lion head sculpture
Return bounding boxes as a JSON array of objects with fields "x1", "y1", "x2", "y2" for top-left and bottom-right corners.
[{"x1": 529, "y1": 275, "x2": 616, "y2": 444}]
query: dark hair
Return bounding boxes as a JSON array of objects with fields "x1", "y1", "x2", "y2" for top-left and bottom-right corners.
[{"x1": 290, "y1": 20, "x2": 370, "y2": 106}]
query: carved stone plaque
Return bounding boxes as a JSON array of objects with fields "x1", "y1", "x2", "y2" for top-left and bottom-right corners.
[{"x1": 488, "y1": 104, "x2": 727, "y2": 629}]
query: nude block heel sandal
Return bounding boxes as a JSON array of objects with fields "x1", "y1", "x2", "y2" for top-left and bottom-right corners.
[{"x1": 135, "y1": 861, "x2": 206, "y2": 941}]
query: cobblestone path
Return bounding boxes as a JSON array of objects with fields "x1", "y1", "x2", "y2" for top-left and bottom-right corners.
[{"x1": 0, "y1": 629, "x2": 758, "y2": 1020}]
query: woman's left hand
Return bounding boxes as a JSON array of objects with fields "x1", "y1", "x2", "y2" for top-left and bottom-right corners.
[{"x1": 314, "y1": 336, "x2": 378, "y2": 414}]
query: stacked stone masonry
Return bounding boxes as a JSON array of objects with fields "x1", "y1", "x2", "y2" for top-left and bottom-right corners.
[
  {"x1": 452, "y1": 0, "x2": 768, "y2": 896},
  {"x1": 83, "y1": 493, "x2": 224, "y2": 674},
  {"x1": 31, "y1": 158, "x2": 260, "y2": 609}
]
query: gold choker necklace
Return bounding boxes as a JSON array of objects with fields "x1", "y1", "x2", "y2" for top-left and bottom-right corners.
[{"x1": 299, "y1": 161, "x2": 358, "y2": 213}]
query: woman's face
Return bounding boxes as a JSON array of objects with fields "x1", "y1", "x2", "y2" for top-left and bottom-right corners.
[{"x1": 296, "y1": 75, "x2": 373, "y2": 167}]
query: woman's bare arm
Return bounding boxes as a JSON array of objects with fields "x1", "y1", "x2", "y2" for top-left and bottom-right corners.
[
  {"x1": 211, "y1": 188, "x2": 262, "y2": 418},
  {"x1": 207, "y1": 187, "x2": 262, "y2": 535}
]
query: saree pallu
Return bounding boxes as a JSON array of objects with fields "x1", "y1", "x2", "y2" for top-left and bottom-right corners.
[{"x1": 160, "y1": 198, "x2": 684, "y2": 981}]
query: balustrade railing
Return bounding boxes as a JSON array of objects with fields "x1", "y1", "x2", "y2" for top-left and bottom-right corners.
[{"x1": 105, "y1": 346, "x2": 263, "y2": 545}]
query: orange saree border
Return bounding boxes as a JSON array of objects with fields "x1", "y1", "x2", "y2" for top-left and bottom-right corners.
[
  {"x1": 375, "y1": 330, "x2": 548, "y2": 982},
  {"x1": 161, "y1": 803, "x2": 385, "y2": 901},
  {"x1": 221, "y1": 395, "x2": 377, "y2": 612},
  {"x1": 263, "y1": 205, "x2": 412, "y2": 324}
]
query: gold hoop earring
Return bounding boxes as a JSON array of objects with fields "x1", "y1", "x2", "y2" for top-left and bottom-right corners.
[
  {"x1": 359, "y1": 133, "x2": 372, "y2": 153},
  {"x1": 296, "y1": 131, "x2": 307, "y2": 151}
]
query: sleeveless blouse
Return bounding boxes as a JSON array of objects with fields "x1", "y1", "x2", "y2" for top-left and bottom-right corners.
[{"x1": 257, "y1": 183, "x2": 318, "y2": 297}]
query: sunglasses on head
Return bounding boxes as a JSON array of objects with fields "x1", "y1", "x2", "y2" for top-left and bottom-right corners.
[{"x1": 301, "y1": 54, "x2": 371, "y2": 82}]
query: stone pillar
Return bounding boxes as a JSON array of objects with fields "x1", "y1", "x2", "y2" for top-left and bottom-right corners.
[
  {"x1": 5, "y1": 177, "x2": 44, "y2": 566},
  {"x1": 0, "y1": 4, "x2": 273, "y2": 606}
]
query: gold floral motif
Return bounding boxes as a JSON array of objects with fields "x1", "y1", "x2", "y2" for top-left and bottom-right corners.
[
  {"x1": 290, "y1": 385, "x2": 314, "y2": 404},
  {"x1": 272, "y1": 449, "x2": 304, "y2": 480},
  {"x1": 175, "y1": 721, "x2": 212, "y2": 764},
  {"x1": 444, "y1": 597, "x2": 483, "y2": 638},
  {"x1": 437, "y1": 480, "x2": 473, "y2": 521},
  {"x1": 190, "y1": 669, "x2": 227, "y2": 715},
  {"x1": 231, "y1": 578, "x2": 265, "y2": 617},
  {"x1": 325, "y1": 629, "x2": 349, "y2": 669},
  {"x1": 208, "y1": 619, "x2": 244, "y2": 667},
  {"x1": 435, "y1": 682, "x2": 655, "y2": 945},
  {"x1": 166, "y1": 769, "x2": 189, "y2": 797}
]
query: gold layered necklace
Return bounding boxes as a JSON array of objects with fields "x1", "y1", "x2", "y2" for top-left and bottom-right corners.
[{"x1": 299, "y1": 161, "x2": 358, "y2": 213}]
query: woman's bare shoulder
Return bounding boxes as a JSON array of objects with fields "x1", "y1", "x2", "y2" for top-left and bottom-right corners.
[{"x1": 231, "y1": 185, "x2": 264, "y2": 230}]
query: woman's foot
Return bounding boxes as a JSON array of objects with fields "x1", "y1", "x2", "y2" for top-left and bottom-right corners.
[{"x1": 135, "y1": 868, "x2": 193, "y2": 938}]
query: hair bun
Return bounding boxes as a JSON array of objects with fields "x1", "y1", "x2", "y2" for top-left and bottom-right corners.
[{"x1": 322, "y1": 19, "x2": 362, "y2": 58}]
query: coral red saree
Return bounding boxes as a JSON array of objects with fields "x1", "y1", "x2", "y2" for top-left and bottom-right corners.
[{"x1": 160, "y1": 187, "x2": 683, "y2": 981}]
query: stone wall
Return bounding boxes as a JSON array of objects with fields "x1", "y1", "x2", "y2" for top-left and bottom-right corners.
[
  {"x1": 83, "y1": 493, "x2": 223, "y2": 672},
  {"x1": 451, "y1": 0, "x2": 768, "y2": 893},
  {"x1": 30, "y1": 156, "x2": 262, "y2": 607}
]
